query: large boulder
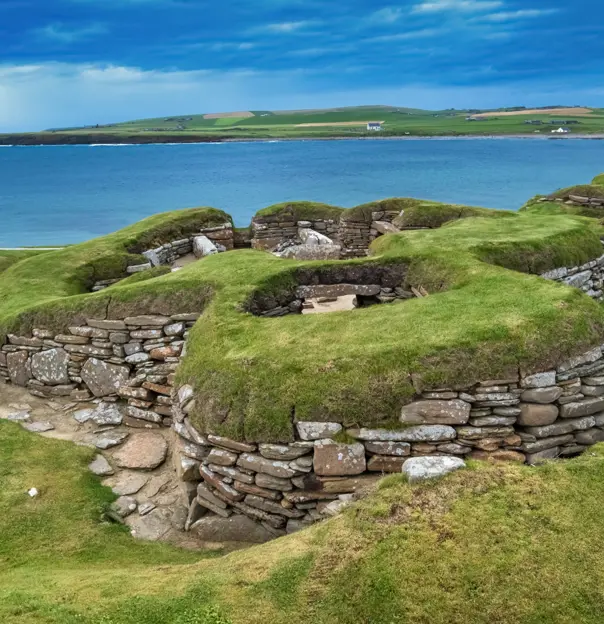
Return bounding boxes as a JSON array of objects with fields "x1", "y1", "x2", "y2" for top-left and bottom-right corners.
[
  {"x1": 30, "y1": 348, "x2": 69, "y2": 385},
  {"x1": 113, "y1": 433, "x2": 168, "y2": 470},
  {"x1": 193, "y1": 235, "x2": 218, "y2": 258},
  {"x1": 298, "y1": 228, "x2": 334, "y2": 246},
  {"x1": 400, "y1": 399, "x2": 471, "y2": 425},
  {"x1": 81, "y1": 358, "x2": 130, "y2": 397},
  {"x1": 517, "y1": 403, "x2": 559, "y2": 427},
  {"x1": 402, "y1": 456, "x2": 465, "y2": 484},
  {"x1": 191, "y1": 513, "x2": 278, "y2": 543}
]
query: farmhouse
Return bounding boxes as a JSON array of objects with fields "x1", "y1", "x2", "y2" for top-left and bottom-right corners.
[
  {"x1": 366, "y1": 122, "x2": 382, "y2": 131},
  {"x1": 552, "y1": 127, "x2": 571, "y2": 134}
]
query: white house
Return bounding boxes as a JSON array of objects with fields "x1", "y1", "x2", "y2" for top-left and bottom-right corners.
[
  {"x1": 367, "y1": 122, "x2": 383, "y2": 131},
  {"x1": 552, "y1": 127, "x2": 570, "y2": 134}
]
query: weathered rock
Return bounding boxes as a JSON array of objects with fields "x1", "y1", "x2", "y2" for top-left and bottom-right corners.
[
  {"x1": 113, "y1": 496, "x2": 137, "y2": 517},
  {"x1": 402, "y1": 456, "x2": 465, "y2": 484},
  {"x1": 113, "y1": 433, "x2": 168, "y2": 470},
  {"x1": 91, "y1": 402, "x2": 123, "y2": 426},
  {"x1": 237, "y1": 453, "x2": 298, "y2": 478},
  {"x1": 363, "y1": 441, "x2": 411, "y2": 456},
  {"x1": 521, "y1": 434, "x2": 574, "y2": 453},
  {"x1": 199, "y1": 465, "x2": 245, "y2": 501},
  {"x1": 258, "y1": 444, "x2": 310, "y2": 461},
  {"x1": 580, "y1": 385, "x2": 604, "y2": 397},
  {"x1": 124, "y1": 315, "x2": 170, "y2": 327},
  {"x1": 208, "y1": 463, "x2": 255, "y2": 485},
  {"x1": 469, "y1": 416, "x2": 517, "y2": 427},
  {"x1": 207, "y1": 448, "x2": 238, "y2": 466},
  {"x1": 525, "y1": 447, "x2": 560, "y2": 465},
  {"x1": 400, "y1": 399, "x2": 471, "y2": 425},
  {"x1": 88, "y1": 454, "x2": 114, "y2": 476},
  {"x1": 520, "y1": 387, "x2": 563, "y2": 404},
  {"x1": 30, "y1": 348, "x2": 69, "y2": 385},
  {"x1": 469, "y1": 450, "x2": 525, "y2": 463},
  {"x1": 244, "y1": 495, "x2": 305, "y2": 519},
  {"x1": 94, "y1": 431, "x2": 129, "y2": 449},
  {"x1": 520, "y1": 371, "x2": 556, "y2": 388},
  {"x1": 557, "y1": 347, "x2": 602, "y2": 373},
  {"x1": 81, "y1": 358, "x2": 129, "y2": 397},
  {"x1": 367, "y1": 455, "x2": 406, "y2": 472},
  {"x1": 524, "y1": 416, "x2": 595, "y2": 438},
  {"x1": 517, "y1": 403, "x2": 559, "y2": 427},
  {"x1": 128, "y1": 508, "x2": 172, "y2": 541},
  {"x1": 125, "y1": 406, "x2": 162, "y2": 424},
  {"x1": 108, "y1": 472, "x2": 149, "y2": 496},
  {"x1": 279, "y1": 244, "x2": 341, "y2": 261},
  {"x1": 206, "y1": 434, "x2": 257, "y2": 453},
  {"x1": 296, "y1": 421, "x2": 342, "y2": 441},
  {"x1": 295, "y1": 284, "x2": 381, "y2": 299},
  {"x1": 313, "y1": 440, "x2": 366, "y2": 477},
  {"x1": 197, "y1": 483, "x2": 229, "y2": 509},
  {"x1": 350, "y1": 426, "x2": 456, "y2": 443},
  {"x1": 455, "y1": 426, "x2": 515, "y2": 440},
  {"x1": 178, "y1": 456, "x2": 201, "y2": 481},
  {"x1": 560, "y1": 398, "x2": 604, "y2": 418},
  {"x1": 87, "y1": 319, "x2": 127, "y2": 330},
  {"x1": 575, "y1": 428, "x2": 604, "y2": 445},
  {"x1": 191, "y1": 514, "x2": 277, "y2": 543},
  {"x1": 255, "y1": 473, "x2": 293, "y2": 491},
  {"x1": 193, "y1": 235, "x2": 218, "y2": 258},
  {"x1": 7, "y1": 351, "x2": 31, "y2": 386},
  {"x1": 233, "y1": 481, "x2": 282, "y2": 500},
  {"x1": 23, "y1": 421, "x2": 54, "y2": 433}
]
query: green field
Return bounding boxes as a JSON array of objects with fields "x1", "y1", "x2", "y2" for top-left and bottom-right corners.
[{"x1": 3, "y1": 105, "x2": 604, "y2": 144}]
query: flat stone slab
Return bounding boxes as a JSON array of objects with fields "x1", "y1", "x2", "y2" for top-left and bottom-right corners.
[
  {"x1": 313, "y1": 440, "x2": 366, "y2": 476},
  {"x1": 22, "y1": 421, "x2": 55, "y2": 433},
  {"x1": 91, "y1": 402, "x2": 123, "y2": 426},
  {"x1": 94, "y1": 431, "x2": 129, "y2": 450},
  {"x1": 191, "y1": 514, "x2": 277, "y2": 543},
  {"x1": 88, "y1": 454, "x2": 114, "y2": 476},
  {"x1": 127, "y1": 508, "x2": 172, "y2": 541},
  {"x1": 73, "y1": 408, "x2": 94, "y2": 423},
  {"x1": 400, "y1": 399, "x2": 471, "y2": 425},
  {"x1": 106, "y1": 472, "x2": 149, "y2": 495},
  {"x1": 30, "y1": 348, "x2": 70, "y2": 385},
  {"x1": 81, "y1": 358, "x2": 130, "y2": 397},
  {"x1": 402, "y1": 456, "x2": 466, "y2": 484},
  {"x1": 112, "y1": 433, "x2": 168, "y2": 470}
]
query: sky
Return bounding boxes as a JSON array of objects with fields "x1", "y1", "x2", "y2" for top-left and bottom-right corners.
[{"x1": 0, "y1": 0, "x2": 602, "y2": 131}]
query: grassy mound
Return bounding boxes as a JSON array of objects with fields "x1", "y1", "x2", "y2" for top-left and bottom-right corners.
[
  {"x1": 5, "y1": 419, "x2": 604, "y2": 623},
  {"x1": 547, "y1": 184, "x2": 604, "y2": 201},
  {"x1": 0, "y1": 249, "x2": 53, "y2": 276},
  {"x1": 391, "y1": 200, "x2": 514, "y2": 229},
  {"x1": 254, "y1": 201, "x2": 344, "y2": 222},
  {"x1": 0, "y1": 208, "x2": 229, "y2": 340},
  {"x1": 592, "y1": 173, "x2": 604, "y2": 186},
  {"x1": 1, "y1": 200, "x2": 604, "y2": 441}
]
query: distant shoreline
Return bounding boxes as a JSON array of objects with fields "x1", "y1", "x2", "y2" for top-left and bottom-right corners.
[{"x1": 2, "y1": 133, "x2": 604, "y2": 147}]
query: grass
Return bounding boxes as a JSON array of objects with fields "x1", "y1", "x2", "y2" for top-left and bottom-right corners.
[
  {"x1": 0, "y1": 249, "x2": 53, "y2": 275},
  {"x1": 2, "y1": 195, "x2": 604, "y2": 442},
  {"x1": 6, "y1": 418, "x2": 604, "y2": 623},
  {"x1": 4, "y1": 106, "x2": 604, "y2": 144}
]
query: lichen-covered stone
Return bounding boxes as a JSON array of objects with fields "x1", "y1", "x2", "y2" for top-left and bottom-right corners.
[
  {"x1": 402, "y1": 456, "x2": 465, "y2": 484},
  {"x1": 295, "y1": 421, "x2": 342, "y2": 441},
  {"x1": 517, "y1": 403, "x2": 559, "y2": 427},
  {"x1": 313, "y1": 440, "x2": 366, "y2": 477},
  {"x1": 30, "y1": 348, "x2": 69, "y2": 385},
  {"x1": 113, "y1": 433, "x2": 168, "y2": 470},
  {"x1": 6, "y1": 351, "x2": 31, "y2": 387},
  {"x1": 400, "y1": 399, "x2": 471, "y2": 425},
  {"x1": 81, "y1": 358, "x2": 129, "y2": 397}
]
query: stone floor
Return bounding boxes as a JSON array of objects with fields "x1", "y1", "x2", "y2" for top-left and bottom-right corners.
[{"x1": 0, "y1": 382, "x2": 242, "y2": 552}]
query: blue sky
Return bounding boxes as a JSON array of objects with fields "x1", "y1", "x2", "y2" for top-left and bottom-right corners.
[{"x1": 0, "y1": 0, "x2": 601, "y2": 131}]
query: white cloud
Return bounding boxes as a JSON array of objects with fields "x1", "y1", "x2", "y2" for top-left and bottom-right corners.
[
  {"x1": 366, "y1": 28, "x2": 443, "y2": 43},
  {"x1": 477, "y1": 9, "x2": 558, "y2": 22},
  {"x1": 34, "y1": 22, "x2": 107, "y2": 44},
  {"x1": 412, "y1": 0, "x2": 503, "y2": 13},
  {"x1": 369, "y1": 7, "x2": 405, "y2": 23},
  {"x1": 262, "y1": 20, "x2": 317, "y2": 33}
]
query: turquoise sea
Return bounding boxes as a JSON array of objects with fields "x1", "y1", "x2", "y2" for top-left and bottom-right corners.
[{"x1": 1, "y1": 138, "x2": 603, "y2": 247}]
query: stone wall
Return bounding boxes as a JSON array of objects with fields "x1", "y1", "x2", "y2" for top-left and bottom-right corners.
[
  {"x1": 93, "y1": 223, "x2": 234, "y2": 292},
  {"x1": 167, "y1": 343, "x2": 604, "y2": 542},
  {"x1": 251, "y1": 209, "x2": 402, "y2": 259},
  {"x1": 541, "y1": 253, "x2": 604, "y2": 301},
  {"x1": 0, "y1": 314, "x2": 198, "y2": 423}
]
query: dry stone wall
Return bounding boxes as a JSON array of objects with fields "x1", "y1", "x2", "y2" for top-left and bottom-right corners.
[
  {"x1": 541, "y1": 253, "x2": 604, "y2": 301},
  {"x1": 166, "y1": 343, "x2": 604, "y2": 542},
  {"x1": 93, "y1": 223, "x2": 234, "y2": 291}
]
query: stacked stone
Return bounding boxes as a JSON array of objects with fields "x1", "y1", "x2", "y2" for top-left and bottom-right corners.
[
  {"x1": 546, "y1": 195, "x2": 604, "y2": 207},
  {"x1": 251, "y1": 213, "x2": 339, "y2": 251},
  {"x1": 0, "y1": 314, "x2": 199, "y2": 420},
  {"x1": 541, "y1": 254, "x2": 604, "y2": 301},
  {"x1": 92, "y1": 278, "x2": 122, "y2": 292},
  {"x1": 369, "y1": 210, "x2": 403, "y2": 242},
  {"x1": 257, "y1": 283, "x2": 415, "y2": 317},
  {"x1": 142, "y1": 223, "x2": 234, "y2": 267},
  {"x1": 337, "y1": 220, "x2": 373, "y2": 258}
]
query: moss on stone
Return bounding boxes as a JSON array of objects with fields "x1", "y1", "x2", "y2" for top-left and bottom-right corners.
[{"x1": 254, "y1": 201, "x2": 344, "y2": 222}]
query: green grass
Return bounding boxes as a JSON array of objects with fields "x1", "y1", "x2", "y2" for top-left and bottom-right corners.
[
  {"x1": 0, "y1": 249, "x2": 53, "y2": 275},
  {"x1": 2, "y1": 196, "x2": 604, "y2": 442},
  {"x1": 6, "y1": 418, "x2": 604, "y2": 623}
]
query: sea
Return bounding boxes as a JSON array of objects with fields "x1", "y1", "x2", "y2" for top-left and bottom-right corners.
[{"x1": 1, "y1": 138, "x2": 603, "y2": 247}]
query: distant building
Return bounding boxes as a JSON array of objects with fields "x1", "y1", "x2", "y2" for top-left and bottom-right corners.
[
  {"x1": 552, "y1": 127, "x2": 571, "y2": 134},
  {"x1": 524, "y1": 120, "x2": 543, "y2": 125},
  {"x1": 367, "y1": 122, "x2": 383, "y2": 131},
  {"x1": 550, "y1": 120, "x2": 580, "y2": 125},
  {"x1": 465, "y1": 116, "x2": 488, "y2": 121}
]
